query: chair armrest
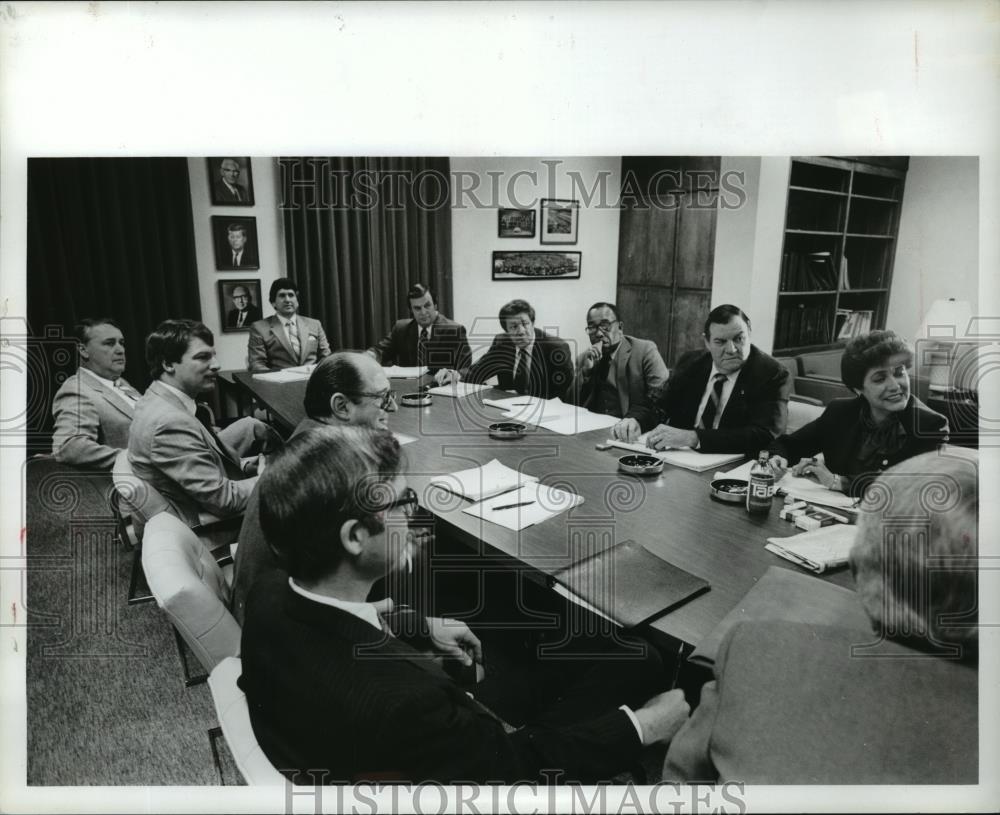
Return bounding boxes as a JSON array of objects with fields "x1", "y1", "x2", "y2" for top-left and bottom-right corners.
[{"x1": 789, "y1": 393, "x2": 824, "y2": 407}]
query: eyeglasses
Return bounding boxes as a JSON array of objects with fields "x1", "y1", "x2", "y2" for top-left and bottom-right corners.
[
  {"x1": 377, "y1": 486, "x2": 420, "y2": 519},
  {"x1": 585, "y1": 320, "x2": 618, "y2": 335},
  {"x1": 349, "y1": 389, "x2": 398, "y2": 411}
]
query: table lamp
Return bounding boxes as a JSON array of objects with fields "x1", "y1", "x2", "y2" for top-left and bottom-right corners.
[{"x1": 916, "y1": 298, "x2": 973, "y2": 394}]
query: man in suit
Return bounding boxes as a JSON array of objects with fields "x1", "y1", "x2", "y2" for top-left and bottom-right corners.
[
  {"x1": 367, "y1": 283, "x2": 472, "y2": 386},
  {"x1": 128, "y1": 319, "x2": 268, "y2": 527},
  {"x1": 218, "y1": 222, "x2": 258, "y2": 270},
  {"x1": 246, "y1": 277, "x2": 332, "y2": 371},
  {"x1": 224, "y1": 285, "x2": 263, "y2": 330},
  {"x1": 563, "y1": 302, "x2": 668, "y2": 440},
  {"x1": 460, "y1": 299, "x2": 573, "y2": 398},
  {"x1": 240, "y1": 426, "x2": 690, "y2": 783},
  {"x1": 232, "y1": 351, "x2": 400, "y2": 624},
  {"x1": 213, "y1": 158, "x2": 249, "y2": 203},
  {"x1": 630, "y1": 304, "x2": 790, "y2": 455},
  {"x1": 51, "y1": 318, "x2": 141, "y2": 469},
  {"x1": 663, "y1": 451, "x2": 978, "y2": 784}
]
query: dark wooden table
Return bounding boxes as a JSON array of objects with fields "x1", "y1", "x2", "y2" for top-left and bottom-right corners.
[{"x1": 233, "y1": 371, "x2": 854, "y2": 648}]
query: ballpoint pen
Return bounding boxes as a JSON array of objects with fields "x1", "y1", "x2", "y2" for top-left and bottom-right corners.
[{"x1": 492, "y1": 500, "x2": 535, "y2": 511}]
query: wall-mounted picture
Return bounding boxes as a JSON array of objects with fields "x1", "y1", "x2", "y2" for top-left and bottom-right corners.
[
  {"x1": 207, "y1": 156, "x2": 255, "y2": 205},
  {"x1": 218, "y1": 279, "x2": 263, "y2": 332},
  {"x1": 492, "y1": 251, "x2": 581, "y2": 281},
  {"x1": 497, "y1": 207, "x2": 536, "y2": 238},
  {"x1": 540, "y1": 198, "x2": 579, "y2": 245},
  {"x1": 212, "y1": 216, "x2": 259, "y2": 270}
]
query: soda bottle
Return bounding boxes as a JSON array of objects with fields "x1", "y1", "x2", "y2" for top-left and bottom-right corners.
[{"x1": 746, "y1": 451, "x2": 775, "y2": 515}]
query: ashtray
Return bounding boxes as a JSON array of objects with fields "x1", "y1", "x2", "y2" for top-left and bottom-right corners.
[
  {"x1": 710, "y1": 478, "x2": 747, "y2": 504},
  {"x1": 488, "y1": 422, "x2": 527, "y2": 440},
  {"x1": 618, "y1": 454, "x2": 664, "y2": 476},
  {"x1": 401, "y1": 392, "x2": 432, "y2": 407}
]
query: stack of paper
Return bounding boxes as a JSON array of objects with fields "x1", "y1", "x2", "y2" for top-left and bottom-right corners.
[
  {"x1": 428, "y1": 458, "x2": 537, "y2": 502},
  {"x1": 461, "y1": 481, "x2": 584, "y2": 531},
  {"x1": 484, "y1": 396, "x2": 618, "y2": 435},
  {"x1": 383, "y1": 365, "x2": 427, "y2": 378},
  {"x1": 252, "y1": 364, "x2": 315, "y2": 383},
  {"x1": 765, "y1": 523, "x2": 858, "y2": 573},
  {"x1": 427, "y1": 381, "x2": 491, "y2": 399},
  {"x1": 604, "y1": 435, "x2": 743, "y2": 472}
]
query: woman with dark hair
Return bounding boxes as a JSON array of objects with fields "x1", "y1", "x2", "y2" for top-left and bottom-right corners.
[{"x1": 769, "y1": 330, "x2": 949, "y2": 497}]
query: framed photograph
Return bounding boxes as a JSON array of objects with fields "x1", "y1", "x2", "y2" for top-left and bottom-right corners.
[
  {"x1": 540, "y1": 198, "x2": 579, "y2": 244},
  {"x1": 492, "y1": 251, "x2": 581, "y2": 281},
  {"x1": 218, "y1": 279, "x2": 263, "y2": 332},
  {"x1": 207, "y1": 157, "x2": 255, "y2": 206},
  {"x1": 212, "y1": 216, "x2": 259, "y2": 271},
  {"x1": 497, "y1": 207, "x2": 536, "y2": 238}
]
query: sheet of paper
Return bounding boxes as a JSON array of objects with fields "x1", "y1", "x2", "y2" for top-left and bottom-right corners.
[
  {"x1": 461, "y1": 482, "x2": 584, "y2": 531},
  {"x1": 540, "y1": 410, "x2": 619, "y2": 435},
  {"x1": 393, "y1": 432, "x2": 417, "y2": 446},
  {"x1": 483, "y1": 396, "x2": 617, "y2": 435},
  {"x1": 427, "y1": 381, "x2": 491, "y2": 398},
  {"x1": 251, "y1": 364, "x2": 314, "y2": 383},
  {"x1": 428, "y1": 458, "x2": 537, "y2": 502},
  {"x1": 383, "y1": 365, "x2": 427, "y2": 378},
  {"x1": 765, "y1": 523, "x2": 858, "y2": 573},
  {"x1": 717, "y1": 460, "x2": 858, "y2": 510}
]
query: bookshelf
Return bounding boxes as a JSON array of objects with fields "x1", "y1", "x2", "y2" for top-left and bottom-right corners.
[{"x1": 774, "y1": 157, "x2": 907, "y2": 354}]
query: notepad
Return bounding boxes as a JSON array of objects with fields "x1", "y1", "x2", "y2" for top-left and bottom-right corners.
[
  {"x1": 551, "y1": 540, "x2": 710, "y2": 628},
  {"x1": 461, "y1": 481, "x2": 584, "y2": 531},
  {"x1": 427, "y1": 382, "x2": 491, "y2": 398},
  {"x1": 428, "y1": 458, "x2": 538, "y2": 502},
  {"x1": 765, "y1": 523, "x2": 858, "y2": 574},
  {"x1": 383, "y1": 365, "x2": 427, "y2": 378}
]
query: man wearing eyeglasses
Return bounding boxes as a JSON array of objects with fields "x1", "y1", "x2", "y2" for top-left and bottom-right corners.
[
  {"x1": 232, "y1": 351, "x2": 399, "y2": 624},
  {"x1": 565, "y1": 302, "x2": 668, "y2": 441},
  {"x1": 240, "y1": 426, "x2": 690, "y2": 784}
]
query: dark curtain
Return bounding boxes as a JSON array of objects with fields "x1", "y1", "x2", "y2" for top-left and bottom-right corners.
[
  {"x1": 26, "y1": 158, "x2": 202, "y2": 447},
  {"x1": 280, "y1": 157, "x2": 453, "y2": 350}
]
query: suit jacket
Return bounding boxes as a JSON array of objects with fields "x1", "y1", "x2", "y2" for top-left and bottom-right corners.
[
  {"x1": 769, "y1": 395, "x2": 948, "y2": 497},
  {"x1": 465, "y1": 328, "x2": 573, "y2": 399},
  {"x1": 663, "y1": 620, "x2": 977, "y2": 784},
  {"x1": 226, "y1": 304, "x2": 263, "y2": 329},
  {"x1": 246, "y1": 314, "x2": 332, "y2": 372},
  {"x1": 213, "y1": 179, "x2": 249, "y2": 203},
  {"x1": 217, "y1": 246, "x2": 258, "y2": 271},
  {"x1": 51, "y1": 370, "x2": 137, "y2": 469},
  {"x1": 239, "y1": 574, "x2": 642, "y2": 784},
  {"x1": 368, "y1": 315, "x2": 472, "y2": 374},
  {"x1": 634, "y1": 344, "x2": 790, "y2": 455},
  {"x1": 563, "y1": 335, "x2": 668, "y2": 419},
  {"x1": 127, "y1": 380, "x2": 257, "y2": 526}
]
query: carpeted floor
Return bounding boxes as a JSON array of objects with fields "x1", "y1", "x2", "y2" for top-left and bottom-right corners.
[{"x1": 26, "y1": 457, "x2": 222, "y2": 785}]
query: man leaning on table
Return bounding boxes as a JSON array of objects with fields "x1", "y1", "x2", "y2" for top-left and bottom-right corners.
[
  {"x1": 246, "y1": 277, "x2": 331, "y2": 372},
  {"x1": 368, "y1": 282, "x2": 472, "y2": 386},
  {"x1": 232, "y1": 351, "x2": 399, "y2": 624},
  {"x1": 564, "y1": 302, "x2": 668, "y2": 442},
  {"x1": 458, "y1": 298, "x2": 573, "y2": 399},
  {"x1": 627, "y1": 304, "x2": 790, "y2": 455}
]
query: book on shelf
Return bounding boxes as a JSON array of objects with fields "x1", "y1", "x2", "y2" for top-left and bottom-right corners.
[
  {"x1": 835, "y1": 309, "x2": 873, "y2": 341},
  {"x1": 839, "y1": 255, "x2": 851, "y2": 290}
]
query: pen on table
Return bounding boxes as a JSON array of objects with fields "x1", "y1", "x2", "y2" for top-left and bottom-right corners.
[{"x1": 492, "y1": 501, "x2": 535, "y2": 511}]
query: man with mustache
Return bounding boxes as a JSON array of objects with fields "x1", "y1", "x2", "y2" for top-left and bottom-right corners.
[{"x1": 630, "y1": 304, "x2": 790, "y2": 456}]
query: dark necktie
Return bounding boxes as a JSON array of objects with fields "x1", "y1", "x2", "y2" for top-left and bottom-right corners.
[
  {"x1": 233, "y1": 186, "x2": 241, "y2": 201},
  {"x1": 232, "y1": 251, "x2": 240, "y2": 267},
  {"x1": 698, "y1": 373, "x2": 727, "y2": 430},
  {"x1": 195, "y1": 403, "x2": 237, "y2": 464},
  {"x1": 418, "y1": 327, "x2": 429, "y2": 366},
  {"x1": 513, "y1": 348, "x2": 528, "y2": 393}
]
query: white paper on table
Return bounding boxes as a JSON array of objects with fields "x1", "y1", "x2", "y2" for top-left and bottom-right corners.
[
  {"x1": 383, "y1": 365, "x2": 427, "y2": 378},
  {"x1": 462, "y1": 481, "x2": 584, "y2": 531},
  {"x1": 393, "y1": 432, "x2": 417, "y2": 446},
  {"x1": 717, "y1": 460, "x2": 859, "y2": 510},
  {"x1": 251, "y1": 364, "x2": 315, "y2": 383},
  {"x1": 540, "y1": 409, "x2": 619, "y2": 436},
  {"x1": 428, "y1": 458, "x2": 538, "y2": 502},
  {"x1": 427, "y1": 382, "x2": 491, "y2": 399},
  {"x1": 605, "y1": 434, "x2": 742, "y2": 472},
  {"x1": 765, "y1": 523, "x2": 858, "y2": 573},
  {"x1": 483, "y1": 396, "x2": 616, "y2": 435}
]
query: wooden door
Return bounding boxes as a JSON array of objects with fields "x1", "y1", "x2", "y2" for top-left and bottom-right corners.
[{"x1": 616, "y1": 157, "x2": 719, "y2": 368}]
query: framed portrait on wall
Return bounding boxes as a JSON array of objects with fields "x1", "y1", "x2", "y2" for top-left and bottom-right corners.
[
  {"x1": 540, "y1": 198, "x2": 579, "y2": 245},
  {"x1": 212, "y1": 216, "x2": 260, "y2": 271},
  {"x1": 218, "y1": 279, "x2": 263, "y2": 332},
  {"x1": 497, "y1": 207, "x2": 536, "y2": 238},
  {"x1": 207, "y1": 157, "x2": 255, "y2": 205}
]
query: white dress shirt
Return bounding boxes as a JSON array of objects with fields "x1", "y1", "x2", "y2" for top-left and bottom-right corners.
[{"x1": 79, "y1": 366, "x2": 138, "y2": 411}]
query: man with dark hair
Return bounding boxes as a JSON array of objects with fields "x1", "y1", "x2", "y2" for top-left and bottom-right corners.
[
  {"x1": 631, "y1": 304, "x2": 790, "y2": 456},
  {"x1": 213, "y1": 158, "x2": 248, "y2": 203},
  {"x1": 225, "y1": 284, "x2": 263, "y2": 329},
  {"x1": 219, "y1": 223, "x2": 258, "y2": 270},
  {"x1": 367, "y1": 283, "x2": 472, "y2": 385},
  {"x1": 460, "y1": 298, "x2": 573, "y2": 398},
  {"x1": 232, "y1": 351, "x2": 398, "y2": 623},
  {"x1": 240, "y1": 426, "x2": 691, "y2": 784},
  {"x1": 564, "y1": 301, "x2": 668, "y2": 440},
  {"x1": 246, "y1": 277, "x2": 331, "y2": 371},
  {"x1": 51, "y1": 318, "x2": 141, "y2": 469},
  {"x1": 128, "y1": 319, "x2": 274, "y2": 526}
]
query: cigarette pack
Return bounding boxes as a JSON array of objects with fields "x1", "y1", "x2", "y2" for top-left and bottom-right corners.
[{"x1": 794, "y1": 507, "x2": 840, "y2": 531}]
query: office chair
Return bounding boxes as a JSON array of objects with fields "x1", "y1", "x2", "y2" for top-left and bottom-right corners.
[
  {"x1": 207, "y1": 656, "x2": 285, "y2": 786},
  {"x1": 142, "y1": 511, "x2": 241, "y2": 686}
]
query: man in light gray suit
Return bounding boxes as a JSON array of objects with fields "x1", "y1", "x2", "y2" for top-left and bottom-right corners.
[
  {"x1": 51, "y1": 318, "x2": 140, "y2": 469},
  {"x1": 128, "y1": 319, "x2": 271, "y2": 527},
  {"x1": 246, "y1": 278, "x2": 331, "y2": 372},
  {"x1": 563, "y1": 302, "x2": 668, "y2": 442}
]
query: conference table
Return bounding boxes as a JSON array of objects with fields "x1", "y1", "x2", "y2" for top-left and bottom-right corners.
[{"x1": 233, "y1": 371, "x2": 855, "y2": 650}]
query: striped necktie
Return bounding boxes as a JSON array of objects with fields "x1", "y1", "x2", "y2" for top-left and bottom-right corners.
[
  {"x1": 418, "y1": 327, "x2": 429, "y2": 366},
  {"x1": 286, "y1": 318, "x2": 301, "y2": 359},
  {"x1": 698, "y1": 373, "x2": 727, "y2": 430}
]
